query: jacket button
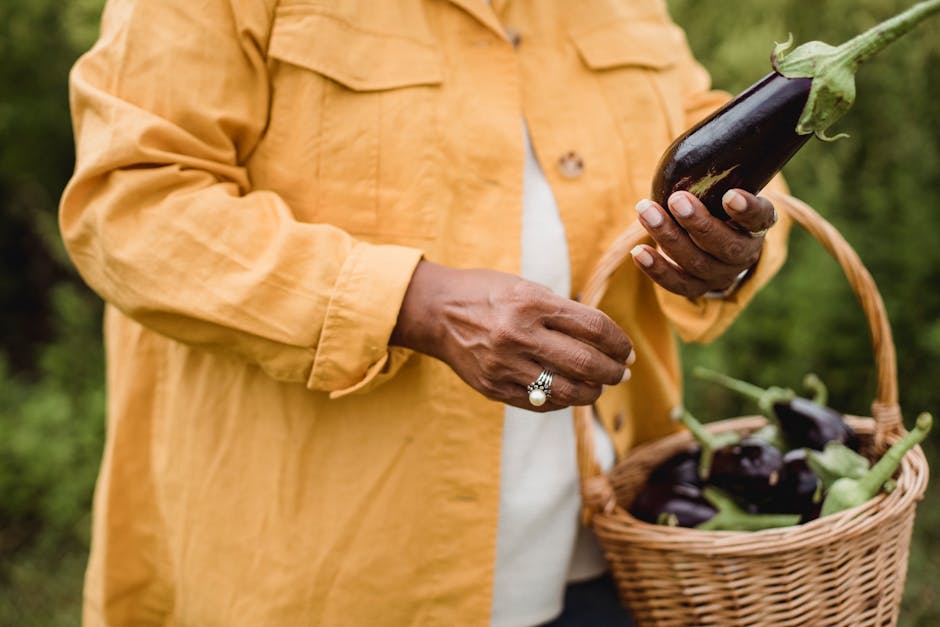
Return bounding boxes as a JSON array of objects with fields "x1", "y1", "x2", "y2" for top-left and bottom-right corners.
[
  {"x1": 613, "y1": 412, "x2": 625, "y2": 432},
  {"x1": 505, "y1": 26, "x2": 521, "y2": 48},
  {"x1": 557, "y1": 151, "x2": 585, "y2": 179}
]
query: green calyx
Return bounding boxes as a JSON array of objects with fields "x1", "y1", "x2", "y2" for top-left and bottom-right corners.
[
  {"x1": 671, "y1": 406, "x2": 740, "y2": 480},
  {"x1": 772, "y1": 0, "x2": 940, "y2": 141},
  {"x1": 805, "y1": 442, "x2": 870, "y2": 491},
  {"x1": 696, "y1": 487, "x2": 800, "y2": 532},
  {"x1": 820, "y1": 412, "x2": 932, "y2": 516},
  {"x1": 771, "y1": 36, "x2": 852, "y2": 141}
]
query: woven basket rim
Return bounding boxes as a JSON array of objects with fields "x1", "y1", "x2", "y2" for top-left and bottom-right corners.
[{"x1": 595, "y1": 415, "x2": 930, "y2": 556}]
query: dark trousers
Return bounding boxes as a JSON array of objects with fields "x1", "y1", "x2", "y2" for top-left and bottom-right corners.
[{"x1": 539, "y1": 574, "x2": 635, "y2": 626}]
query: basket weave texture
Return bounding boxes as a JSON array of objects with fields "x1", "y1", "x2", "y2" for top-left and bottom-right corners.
[{"x1": 573, "y1": 195, "x2": 930, "y2": 626}]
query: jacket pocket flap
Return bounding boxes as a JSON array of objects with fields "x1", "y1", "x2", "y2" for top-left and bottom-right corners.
[
  {"x1": 268, "y1": 7, "x2": 443, "y2": 91},
  {"x1": 571, "y1": 20, "x2": 684, "y2": 71}
]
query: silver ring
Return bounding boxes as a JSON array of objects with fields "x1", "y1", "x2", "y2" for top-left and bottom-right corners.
[
  {"x1": 748, "y1": 207, "x2": 778, "y2": 239},
  {"x1": 527, "y1": 369, "x2": 553, "y2": 407}
]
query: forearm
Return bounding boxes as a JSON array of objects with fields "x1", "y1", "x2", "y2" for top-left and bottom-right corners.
[{"x1": 62, "y1": 17, "x2": 424, "y2": 390}]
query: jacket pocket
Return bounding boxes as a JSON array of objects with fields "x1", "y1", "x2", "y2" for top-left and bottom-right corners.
[
  {"x1": 570, "y1": 20, "x2": 687, "y2": 199},
  {"x1": 258, "y1": 4, "x2": 444, "y2": 243}
]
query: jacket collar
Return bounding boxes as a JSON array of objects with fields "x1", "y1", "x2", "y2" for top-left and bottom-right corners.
[{"x1": 442, "y1": 0, "x2": 511, "y2": 43}]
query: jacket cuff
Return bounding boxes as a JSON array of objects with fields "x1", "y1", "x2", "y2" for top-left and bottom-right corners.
[
  {"x1": 307, "y1": 242, "x2": 424, "y2": 397},
  {"x1": 655, "y1": 188, "x2": 793, "y2": 345}
]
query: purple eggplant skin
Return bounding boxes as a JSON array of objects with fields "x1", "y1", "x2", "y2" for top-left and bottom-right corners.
[
  {"x1": 708, "y1": 437, "x2": 785, "y2": 505},
  {"x1": 629, "y1": 483, "x2": 716, "y2": 528},
  {"x1": 651, "y1": 72, "x2": 813, "y2": 221},
  {"x1": 773, "y1": 396, "x2": 860, "y2": 452},
  {"x1": 648, "y1": 447, "x2": 703, "y2": 487},
  {"x1": 762, "y1": 449, "x2": 823, "y2": 523}
]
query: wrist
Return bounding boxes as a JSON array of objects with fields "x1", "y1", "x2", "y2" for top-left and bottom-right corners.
[
  {"x1": 389, "y1": 259, "x2": 448, "y2": 357},
  {"x1": 703, "y1": 265, "x2": 754, "y2": 300}
]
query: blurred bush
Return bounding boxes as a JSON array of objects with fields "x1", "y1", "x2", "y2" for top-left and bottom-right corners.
[
  {"x1": 0, "y1": 0, "x2": 106, "y2": 622},
  {"x1": 0, "y1": 284, "x2": 103, "y2": 625},
  {"x1": 0, "y1": 0, "x2": 937, "y2": 624}
]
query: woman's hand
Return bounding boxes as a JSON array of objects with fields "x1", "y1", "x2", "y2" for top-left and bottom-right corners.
[
  {"x1": 390, "y1": 261, "x2": 634, "y2": 412},
  {"x1": 630, "y1": 189, "x2": 777, "y2": 298}
]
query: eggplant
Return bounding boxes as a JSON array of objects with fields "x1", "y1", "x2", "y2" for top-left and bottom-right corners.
[
  {"x1": 652, "y1": 73, "x2": 812, "y2": 220},
  {"x1": 748, "y1": 422, "x2": 786, "y2": 451},
  {"x1": 692, "y1": 367, "x2": 857, "y2": 451},
  {"x1": 629, "y1": 482, "x2": 716, "y2": 528},
  {"x1": 822, "y1": 413, "x2": 932, "y2": 516},
  {"x1": 708, "y1": 437, "x2": 785, "y2": 505},
  {"x1": 652, "y1": 0, "x2": 940, "y2": 221},
  {"x1": 775, "y1": 395, "x2": 859, "y2": 451},
  {"x1": 670, "y1": 406, "x2": 740, "y2": 480},
  {"x1": 762, "y1": 449, "x2": 823, "y2": 523},
  {"x1": 648, "y1": 446, "x2": 703, "y2": 487},
  {"x1": 630, "y1": 483, "x2": 800, "y2": 531}
]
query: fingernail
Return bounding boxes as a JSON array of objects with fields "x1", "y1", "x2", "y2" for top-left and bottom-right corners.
[
  {"x1": 635, "y1": 199, "x2": 663, "y2": 227},
  {"x1": 620, "y1": 368, "x2": 632, "y2": 383},
  {"x1": 630, "y1": 245, "x2": 653, "y2": 267},
  {"x1": 669, "y1": 193, "x2": 694, "y2": 218},
  {"x1": 626, "y1": 349, "x2": 636, "y2": 366},
  {"x1": 723, "y1": 189, "x2": 747, "y2": 213}
]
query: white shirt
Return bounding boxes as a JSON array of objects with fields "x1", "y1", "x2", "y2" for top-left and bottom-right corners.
[{"x1": 489, "y1": 124, "x2": 617, "y2": 627}]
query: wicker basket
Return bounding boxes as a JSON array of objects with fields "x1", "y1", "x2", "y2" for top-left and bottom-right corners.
[{"x1": 573, "y1": 195, "x2": 930, "y2": 626}]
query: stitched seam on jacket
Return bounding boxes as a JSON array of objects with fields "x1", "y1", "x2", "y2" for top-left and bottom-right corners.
[
  {"x1": 309, "y1": 242, "x2": 362, "y2": 390},
  {"x1": 275, "y1": 4, "x2": 438, "y2": 49}
]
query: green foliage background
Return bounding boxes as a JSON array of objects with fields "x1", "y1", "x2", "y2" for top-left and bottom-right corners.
[{"x1": 0, "y1": 0, "x2": 937, "y2": 623}]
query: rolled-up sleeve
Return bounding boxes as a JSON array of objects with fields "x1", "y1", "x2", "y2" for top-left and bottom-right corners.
[{"x1": 59, "y1": 0, "x2": 423, "y2": 393}]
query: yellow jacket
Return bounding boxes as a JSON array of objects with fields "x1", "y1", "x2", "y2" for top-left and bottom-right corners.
[{"x1": 61, "y1": 0, "x2": 791, "y2": 625}]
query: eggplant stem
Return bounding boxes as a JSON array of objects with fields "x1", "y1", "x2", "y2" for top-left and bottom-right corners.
[
  {"x1": 697, "y1": 487, "x2": 800, "y2": 531},
  {"x1": 835, "y1": 0, "x2": 940, "y2": 68},
  {"x1": 774, "y1": 0, "x2": 940, "y2": 138},
  {"x1": 812, "y1": 479, "x2": 824, "y2": 504},
  {"x1": 802, "y1": 373, "x2": 828, "y2": 406},
  {"x1": 692, "y1": 366, "x2": 766, "y2": 401},
  {"x1": 671, "y1": 406, "x2": 739, "y2": 479},
  {"x1": 692, "y1": 367, "x2": 794, "y2": 426},
  {"x1": 657, "y1": 512, "x2": 679, "y2": 527},
  {"x1": 855, "y1": 413, "x2": 932, "y2": 495},
  {"x1": 756, "y1": 387, "x2": 795, "y2": 427}
]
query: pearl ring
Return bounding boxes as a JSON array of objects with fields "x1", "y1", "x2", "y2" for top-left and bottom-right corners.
[{"x1": 527, "y1": 369, "x2": 553, "y2": 407}]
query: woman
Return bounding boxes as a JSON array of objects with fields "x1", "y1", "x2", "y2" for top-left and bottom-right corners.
[{"x1": 61, "y1": 0, "x2": 788, "y2": 625}]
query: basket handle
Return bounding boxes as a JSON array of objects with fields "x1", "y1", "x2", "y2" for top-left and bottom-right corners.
[{"x1": 574, "y1": 193, "x2": 901, "y2": 522}]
